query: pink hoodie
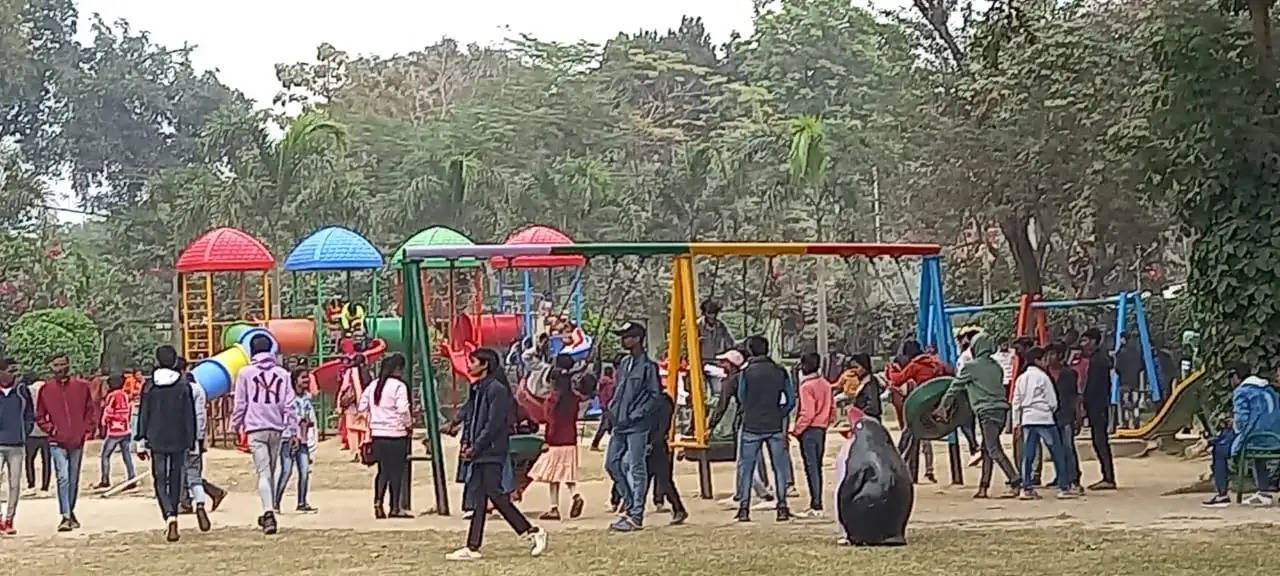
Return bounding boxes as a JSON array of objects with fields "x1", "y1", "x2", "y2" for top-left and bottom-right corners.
[
  {"x1": 231, "y1": 353, "x2": 298, "y2": 438},
  {"x1": 793, "y1": 373, "x2": 835, "y2": 434}
]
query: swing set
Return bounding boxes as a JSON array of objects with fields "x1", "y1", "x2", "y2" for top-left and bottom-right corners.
[{"x1": 395, "y1": 241, "x2": 950, "y2": 515}]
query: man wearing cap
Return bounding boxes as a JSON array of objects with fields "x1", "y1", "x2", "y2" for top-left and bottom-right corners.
[
  {"x1": 698, "y1": 300, "x2": 736, "y2": 366},
  {"x1": 605, "y1": 322, "x2": 661, "y2": 532},
  {"x1": 1080, "y1": 328, "x2": 1117, "y2": 489}
]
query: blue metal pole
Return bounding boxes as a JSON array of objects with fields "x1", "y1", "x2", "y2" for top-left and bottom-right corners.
[
  {"x1": 522, "y1": 270, "x2": 533, "y2": 340},
  {"x1": 496, "y1": 268, "x2": 507, "y2": 312},
  {"x1": 916, "y1": 257, "x2": 933, "y2": 349},
  {"x1": 570, "y1": 268, "x2": 583, "y2": 324},
  {"x1": 1131, "y1": 291, "x2": 1162, "y2": 403},
  {"x1": 1110, "y1": 293, "x2": 1126, "y2": 407},
  {"x1": 946, "y1": 297, "x2": 1122, "y2": 315}
]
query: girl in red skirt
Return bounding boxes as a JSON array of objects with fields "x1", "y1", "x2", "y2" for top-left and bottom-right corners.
[{"x1": 529, "y1": 354, "x2": 584, "y2": 520}]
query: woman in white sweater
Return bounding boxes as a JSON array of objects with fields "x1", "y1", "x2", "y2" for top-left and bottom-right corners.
[
  {"x1": 1011, "y1": 347, "x2": 1077, "y2": 500},
  {"x1": 359, "y1": 353, "x2": 413, "y2": 519}
]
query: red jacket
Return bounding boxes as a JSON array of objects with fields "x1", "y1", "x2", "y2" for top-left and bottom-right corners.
[
  {"x1": 101, "y1": 389, "x2": 132, "y2": 437},
  {"x1": 36, "y1": 377, "x2": 96, "y2": 449},
  {"x1": 886, "y1": 354, "x2": 952, "y2": 396}
]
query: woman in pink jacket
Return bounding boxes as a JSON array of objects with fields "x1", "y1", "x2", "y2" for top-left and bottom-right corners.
[
  {"x1": 359, "y1": 354, "x2": 413, "y2": 519},
  {"x1": 792, "y1": 352, "x2": 834, "y2": 518}
]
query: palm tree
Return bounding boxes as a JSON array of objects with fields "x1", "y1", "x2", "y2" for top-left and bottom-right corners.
[{"x1": 787, "y1": 114, "x2": 832, "y2": 355}]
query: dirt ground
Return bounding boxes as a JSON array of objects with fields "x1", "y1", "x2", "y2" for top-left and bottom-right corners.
[{"x1": 4, "y1": 425, "x2": 1279, "y2": 574}]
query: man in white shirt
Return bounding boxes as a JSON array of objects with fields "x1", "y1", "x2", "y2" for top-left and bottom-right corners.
[{"x1": 1011, "y1": 347, "x2": 1077, "y2": 500}]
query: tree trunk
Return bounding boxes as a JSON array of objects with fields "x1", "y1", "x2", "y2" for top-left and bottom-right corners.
[
  {"x1": 1249, "y1": 0, "x2": 1274, "y2": 68},
  {"x1": 1000, "y1": 214, "x2": 1043, "y2": 295}
]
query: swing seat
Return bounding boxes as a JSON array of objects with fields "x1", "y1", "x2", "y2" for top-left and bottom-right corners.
[
  {"x1": 903, "y1": 376, "x2": 974, "y2": 441},
  {"x1": 549, "y1": 333, "x2": 593, "y2": 361},
  {"x1": 676, "y1": 437, "x2": 737, "y2": 462}
]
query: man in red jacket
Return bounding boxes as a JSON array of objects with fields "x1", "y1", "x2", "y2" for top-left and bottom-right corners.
[
  {"x1": 35, "y1": 354, "x2": 96, "y2": 532},
  {"x1": 886, "y1": 340, "x2": 952, "y2": 483}
]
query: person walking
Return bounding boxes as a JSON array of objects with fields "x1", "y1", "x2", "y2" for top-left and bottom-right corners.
[
  {"x1": 277, "y1": 368, "x2": 318, "y2": 514},
  {"x1": 936, "y1": 333, "x2": 1021, "y2": 499},
  {"x1": 22, "y1": 375, "x2": 50, "y2": 497},
  {"x1": 447, "y1": 348, "x2": 547, "y2": 561},
  {"x1": 97, "y1": 375, "x2": 137, "y2": 489},
  {"x1": 647, "y1": 382, "x2": 687, "y2": 524},
  {"x1": 0, "y1": 370, "x2": 35, "y2": 535},
  {"x1": 35, "y1": 354, "x2": 96, "y2": 532},
  {"x1": 182, "y1": 360, "x2": 214, "y2": 532},
  {"x1": 604, "y1": 322, "x2": 660, "y2": 532},
  {"x1": 531, "y1": 354, "x2": 585, "y2": 521},
  {"x1": 735, "y1": 335, "x2": 795, "y2": 522},
  {"x1": 360, "y1": 354, "x2": 413, "y2": 519},
  {"x1": 231, "y1": 335, "x2": 297, "y2": 535},
  {"x1": 135, "y1": 346, "x2": 198, "y2": 542},
  {"x1": 792, "y1": 352, "x2": 834, "y2": 518},
  {"x1": 1080, "y1": 328, "x2": 1117, "y2": 490}
]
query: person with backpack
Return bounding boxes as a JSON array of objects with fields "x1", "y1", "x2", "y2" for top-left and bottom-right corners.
[
  {"x1": 135, "y1": 346, "x2": 198, "y2": 542},
  {"x1": 231, "y1": 335, "x2": 297, "y2": 535},
  {"x1": 0, "y1": 370, "x2": 35, "y2": 535}
]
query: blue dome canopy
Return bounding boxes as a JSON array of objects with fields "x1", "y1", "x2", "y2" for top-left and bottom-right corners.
[{"x1": 284, "y1": 226, "x2": 385, "y2": 271}]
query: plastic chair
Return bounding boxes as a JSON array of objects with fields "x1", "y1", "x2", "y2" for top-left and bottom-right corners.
[{"x1": 1234, "y1": 430, "x2": 1280, "y2": 503}]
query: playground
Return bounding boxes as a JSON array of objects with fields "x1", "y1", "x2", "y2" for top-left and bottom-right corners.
[{"x1": 4, "y1": 431, "x2": 1280, "y2": 575}]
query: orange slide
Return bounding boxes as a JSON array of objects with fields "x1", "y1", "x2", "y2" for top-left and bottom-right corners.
[
  {"x1": 442, "y1": 314, "x2": 522, "y2": 380},
  {"x1": 311, "y1": 338, "x2": 388, "y2": 396}
]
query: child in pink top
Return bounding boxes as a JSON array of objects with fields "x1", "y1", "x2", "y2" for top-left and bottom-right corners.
[{"x1": 792, "y1": 353, "x2": 834, "y2": 517}]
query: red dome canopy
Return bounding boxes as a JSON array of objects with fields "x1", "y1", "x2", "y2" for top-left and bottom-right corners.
[
  {"x1": 491, "y1": 225, "x2": 584, "y2": 269},
  {"x1": 176, "y1": 228, "x2": 275, "y2": 273}
]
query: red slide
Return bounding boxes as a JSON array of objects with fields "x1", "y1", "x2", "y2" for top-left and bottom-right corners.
[{"x1": 311, "y1": 339, "x2": 388, "y2": 396}]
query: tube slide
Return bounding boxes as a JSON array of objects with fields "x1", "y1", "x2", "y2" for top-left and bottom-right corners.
[{"x1": 190, "y1": 328, "x2": 277, "y2": 399}]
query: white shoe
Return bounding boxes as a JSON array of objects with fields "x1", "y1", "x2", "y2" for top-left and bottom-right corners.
[
  {"x1": 836, "y1": 536, "x2": 851, "y2": 546},
  {"x1": 525, "y1": 527, "x2": 548, "y2": 557},
  {"x1": 446, "y1": 547, "x2": 482, "y2": 561},
  {"x1": 716, "y1": 497, "x2": 737, "y2": 510},
  {"x1": 751, "y1": 500, "x2": 775, "y2": 511},
  {"x1": 1244, "y1": 493, "x2": 1274, "y2": 507},
  {"x1": 801, "y1": 509, "x2": 825, "y2": 518},
  {"x1": 461, "y1": 510, "x2": 475, "y2": 520}
]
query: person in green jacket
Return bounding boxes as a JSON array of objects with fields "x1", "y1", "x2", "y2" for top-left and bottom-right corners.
[{"x1": 934, "y1": 333, "x2": 1021, "y2": 498}]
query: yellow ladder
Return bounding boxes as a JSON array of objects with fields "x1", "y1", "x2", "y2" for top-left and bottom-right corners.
[{"x1": 181, "y1": 274, "x2": 215, "y2": 360}]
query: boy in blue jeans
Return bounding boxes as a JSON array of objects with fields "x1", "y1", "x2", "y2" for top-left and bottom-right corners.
[
  {"x1": 277, "y1": 368, "x2": 318, "y2": 513},
  {"x1": 1203, "y1": 361, "x2": 1280, "y2": 507}
]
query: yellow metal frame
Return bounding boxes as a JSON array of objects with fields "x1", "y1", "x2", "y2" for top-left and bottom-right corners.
[{"x1": 664, "y1": 256, "x2": 709, "y2": 449}]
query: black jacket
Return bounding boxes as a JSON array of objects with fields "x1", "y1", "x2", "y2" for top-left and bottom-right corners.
[
  {"x1": 738, "y1": 357, "x2": 793, "y2": 434},
  {"x1": 854, "y1": 375, "x2": 883, "y2": 420},
  {"x1": 465, "y1": 375, "x2": 514, "y2": 465},
  {"x1": 1083, "y1": 348, "x2": 1114, "y2": 406},
  {"x1": 1053, "y1": 367, "x2": 1079, "y2": 427},
  {"x1": 649, "y1": 392, "x2": 675, "y2": 453},
  {"x1": 135, "y1": 369, "x2": 197, "y2": 453}
]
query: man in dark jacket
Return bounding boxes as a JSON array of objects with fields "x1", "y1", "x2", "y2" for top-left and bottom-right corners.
[
  {"x1": 1115, "y1": 332, "x2": 1144, "y2": 429},
  {"x1": 0, "y1": 370, "x2": 34, "y2": 534},
  {"x1": 647, "y1": 389, "x2": 687, "y2": 525},
  {"x1": 604, "y1": 322, "x2": 659, "y2": 532},
  {"x1": 735, "y1": 335, "x2": 795, "y2": 522},
  {"x1": 1047, "y1": 342, "x2": 1082, "y2": 493},
  {"x1": 1080, "y1": 328, "x2": 1117, "y2": 489},
  {"x1": 135, "y1": 345, "x2": 197, "y2": 542},
  {"x1": 35, "y1": 354, "x2": 96, "y2": 532}
]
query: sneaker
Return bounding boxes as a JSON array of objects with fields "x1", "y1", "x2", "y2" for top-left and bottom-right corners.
[
  {"x1": 968, "y1": 452, "x2": 984, "y2": 467},
  {"x1": 776, "y1": 508, "x2": 792, "y2": 522},
  {"x1": 196, "y1": 505, "x2": 211, "y2": 532},
  {"x1": 670, "y1": 510, "x2": 688, "y2": 525},
  {"x1": 94, "y1": 481, "x2": 110, "y2": 490},
  {"x1": 389, "y1": 509, "x2": 415, "y2": 519},
  {"x1": 446, "y1": 547, "x2": 483, "y2": 561},
  {"x1": 751, "y1": 500, "x2": 775, "y2": 511},
  {"x1": 462, "y1": 510, "x2": 475, "y2": 520},
  {"x1": 997, "y1": 486, "x2": 1020, "y2": 499},
  {"x1": 261, "y1": 512, "x2": 278, "y2": 535},
  {"x1": 374, "y1": 504, "x2": 386, "y2": 520},
  {"x1": 836, "y1": 536, "x2": 851, "y2": 546},
  {"x1": 165, "y1": 518, "x2": 180, "y2": 543},
  {"x1": 1201, "y1": 494, "x2": 1231, "y2": 508},
  {"x1": 924, "y1": 472, "x2": 937, "y2": 484},
  {"x1": 786, "y1": 485, "x2": 799, "y2": 498},
  {"x1": 539, "y1": 508, "x2": 561, "y2": 521},
  {"x1": 569, "y1": 495, "x2": 584, "y2": 519},
  {"x1": 1087, "y1": 480, "x2": 1117, "y2": 491},
  {"x1": 524, "y1": 526, "x2": 548, "y2": 557},
  {"x1": 716, "y1": 496, "x2": 737, "y2": 509},
  {"x1": 20, "y1": 488, "x2": 35, "y2": 498},
  {"x1": 0, "y1": 519, "x2": 10, "y2": 536},
  {"x1": 69, "y1": 513, "x2": 80, "y2": 530},
  {"x1": 296, "y1": 504, "x2": 318, "y2": 514},
  {"x1": 735, "y1": 509, "x2": 750, "y2": 522},
  {"x1": 608, "y1": 516, "x2": 640, "y2": 532},
  {"x1": 1018, "y1": 490, "x2": 1041, "y2": 500},
  {"x1": 1244, "y1": 493, "x2": 1275, "y2": 507},
  {"x1": 801, "y1": 509, "x2": 825, "y2": 518},
  {"x1": 57, "y1": 517, "x2": 73, "y2": 532},
  {"x1": 1073, "y1": 485, "x2": 1086, "y2": 496},
  {"x1": 1056, "y1": 490, "x2": 1080, "y2": 500}
]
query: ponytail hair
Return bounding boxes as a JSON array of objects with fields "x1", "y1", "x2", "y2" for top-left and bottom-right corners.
[{"x1": 375, "y1": 353, "x2": 405, "y2": 405}]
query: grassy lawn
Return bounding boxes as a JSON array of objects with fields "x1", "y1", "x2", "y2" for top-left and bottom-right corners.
[{"x1": 16, "y1": 525, "x2": 1274, "y2": 576}]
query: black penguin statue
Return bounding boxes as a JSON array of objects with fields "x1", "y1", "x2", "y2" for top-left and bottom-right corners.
[{"x1": 835, "y1": 413, "x2": 914, "y2": 546}]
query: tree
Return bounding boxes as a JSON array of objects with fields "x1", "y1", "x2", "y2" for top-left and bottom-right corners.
[{"x1": 4, "y1": 308, "x2": 103, "y2": 376}]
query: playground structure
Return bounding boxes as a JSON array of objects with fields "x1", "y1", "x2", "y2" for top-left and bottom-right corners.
[
  {"x1": 282, "y1": 226, "x2": 389, "y2": 397},
  {"x1": 491, "y1": 226, "x2": 590, "y2": 359},
  {"x1": 946, "y1": 292, "x2": 1166, "y2": 420},
  {"x1": 395, "y1": 241, "x2": 953, "y2": 515}
]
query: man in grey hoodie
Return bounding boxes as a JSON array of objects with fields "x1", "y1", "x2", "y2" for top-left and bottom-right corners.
[{"x1": 231, "y1": 335, "x2": 297, "y2": 535}]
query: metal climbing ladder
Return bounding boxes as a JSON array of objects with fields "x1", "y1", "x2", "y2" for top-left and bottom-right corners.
[{"x1": 180, "y1": 273, "x2": 215, "y2": 361}]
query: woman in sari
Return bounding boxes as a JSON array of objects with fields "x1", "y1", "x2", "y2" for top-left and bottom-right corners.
[{"x1": 338, "y1": 355, "x2": 370, "y2": 462}]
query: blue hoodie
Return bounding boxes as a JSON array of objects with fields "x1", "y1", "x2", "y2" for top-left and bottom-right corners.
[
  {"x1": 1231, "y1": 376, "x2": 1280, "y2": 455},
  {"x1": 0, "y1": 383, "x2": 34, "y2": 447}
]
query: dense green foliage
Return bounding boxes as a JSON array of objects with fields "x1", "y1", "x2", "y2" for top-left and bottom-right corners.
[
  {"x1": 6, "y1": 307, "x2": 102, "y2": 376},
  {"x1": 2, "y1": 0, "x2": 1277, "y2": 407}
]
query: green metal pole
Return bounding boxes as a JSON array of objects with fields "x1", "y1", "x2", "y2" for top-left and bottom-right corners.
[
  {"x1": 314, "y1": 274, "x2": 325, "y2": 364},
  {"x1": 406, "y1": 261, "x2": 449, "y2": 515}
]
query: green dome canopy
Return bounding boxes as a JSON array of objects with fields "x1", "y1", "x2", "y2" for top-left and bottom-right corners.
[{"x1": 392, "y1": 226, "x2": 482, "y2": 269}]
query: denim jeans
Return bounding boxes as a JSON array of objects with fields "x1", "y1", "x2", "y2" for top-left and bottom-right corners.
[
  {"x1": 605, "y1": 430, "x2": 649, "y2": 522},
  {"x1": 1021, "y1": 425, "x2": 1068, "y2": 492},
  {"x1": 798, "y1": 427, "x2": 825, "y2": 510},
  {"x1": 50, "y1": 446, "x2": 83, "y2": 517},
  {"x1": 100, "y1": 435, "x2": 136, "y2": 485},
  {"x1": 277, "y1": 444, "x2": 312, "y2": 508},
  {"x1": 737, "y1": 430, "x2": 789, "y2": 511},
  {"x1": 185, "y1": 450, "x2": 207, "y2": 506},
  {"x1": 1057, "y1": 423, "x2": 1080, "y2": 488},
  {"x1": 1210, "y1": 430, "x2": 1278, "y2": 495}
]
